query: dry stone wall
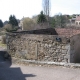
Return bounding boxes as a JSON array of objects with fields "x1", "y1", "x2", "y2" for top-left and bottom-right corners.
[{"x1": 6, "y1": 33, "x2": 70, "y2": 63}]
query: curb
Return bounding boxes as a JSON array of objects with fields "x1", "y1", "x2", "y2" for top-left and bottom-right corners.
[{"x1": 12, "y1": 57, "x2": 80, "y2": 68}]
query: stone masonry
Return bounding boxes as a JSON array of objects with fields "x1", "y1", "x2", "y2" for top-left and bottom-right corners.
[{"x1": 6, "y1": 32, "x2": 70, "y2": 63}]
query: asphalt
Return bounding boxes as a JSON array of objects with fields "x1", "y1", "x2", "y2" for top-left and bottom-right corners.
[{"x1": 0, "y1": 51, "x2": 80, "y2": 80}]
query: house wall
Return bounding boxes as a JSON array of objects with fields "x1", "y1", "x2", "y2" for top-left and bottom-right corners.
[
  {"x1": 70, "y1": 34, "x2": 80, "y2": 63},
  {"x1": 75, "y1": 21, "x2": 80, "y2": 26},
  {"x1": 6, "y1": 33, "x2": 70, "y2": 63}
]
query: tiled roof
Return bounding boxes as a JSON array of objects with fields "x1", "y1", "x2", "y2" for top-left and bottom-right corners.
[{"x1": 55, "y1": 28, "x2": 80, "y2": 38}]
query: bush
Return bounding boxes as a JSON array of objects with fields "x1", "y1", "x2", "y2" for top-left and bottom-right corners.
[
  {"x1": 22, "y1": 17, "x2": 36, "y2": 30},
  {"x1": 4, "y1": 24, "x2": 19, "y2": 32},
  {"x1": 4, "y1": 24, "x2": 12, "y2": 31}
]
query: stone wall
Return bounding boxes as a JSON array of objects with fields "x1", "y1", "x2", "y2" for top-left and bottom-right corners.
[{"x1": 6, "y1": 33, "x2": 70, "y2": 63}]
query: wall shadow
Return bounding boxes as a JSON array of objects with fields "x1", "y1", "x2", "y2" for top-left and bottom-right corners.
[{"x1": 0, "y1": 51, "x2": 36, "y2": 80}]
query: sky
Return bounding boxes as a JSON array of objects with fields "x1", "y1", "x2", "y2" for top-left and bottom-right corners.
[{"x1": 0, "y1": 0, "x2": 80, "y2": 22}]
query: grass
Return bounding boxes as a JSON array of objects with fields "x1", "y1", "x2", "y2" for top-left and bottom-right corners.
[{"x1": 0, "y1": 41, "x2": 7, "y2": 47}]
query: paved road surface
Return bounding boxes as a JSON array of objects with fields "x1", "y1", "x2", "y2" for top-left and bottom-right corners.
[
  {"x1": 0, "y1": 60, "x2": 80, "y2": 80},
  {"x1": 0, "y1": 50, "x2": 80, "y2": 80}
]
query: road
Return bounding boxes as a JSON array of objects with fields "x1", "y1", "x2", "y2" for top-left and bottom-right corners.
[{"x1": 0, "y1": 59, "x2": 80, "y2": 80}]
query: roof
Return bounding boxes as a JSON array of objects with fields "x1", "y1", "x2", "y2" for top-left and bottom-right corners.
[
  {"x1": 55, "y1": 28, "x2": 80, "y2": 38},
  {"x1": 8, "y1": 28, "x2": 58, "y2": 35}
]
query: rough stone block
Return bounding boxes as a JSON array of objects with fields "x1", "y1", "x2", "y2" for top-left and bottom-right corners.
[{"x1": 62, "y1": 50, "x2": 67, "y2": 54}]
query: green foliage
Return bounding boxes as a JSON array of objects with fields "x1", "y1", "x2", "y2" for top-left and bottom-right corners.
[
  {"x1": 59, "y1": 15, "x2": 67, "y2": 27},
  {"x1": 0, "y1": 19, "x2": 3, "y2": 28},
  {"x1": 37, "y1": 11, "x2": 47, "y2": 23},
  {"x1": 9, "y1": 15, "x2": 18, "y2": 27},
  {"x1": 68, "y1": 16, "x2": 72, "y2": 19},
  {"x1": 50, "y1": 14, "x2": 69, "y2": 28},
  {"x1": 5, "y1": 27, "x2": 19, "y2": 32},
  {"x1": 5, "y1": 15, "x2": 19, "y2": 32},
  {"x1": 4, "y1": 24, "x2": 18, "y2": 32},
  {"x1": 50, "y1": 18, "x2": 56, "y2": 27}
]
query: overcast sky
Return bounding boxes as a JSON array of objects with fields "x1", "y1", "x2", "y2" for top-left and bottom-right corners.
[{"x1": 0, "y1": 0, "x2": 80, "y2": 22}]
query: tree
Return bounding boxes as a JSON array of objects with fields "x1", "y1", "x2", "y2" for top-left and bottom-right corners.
[
  {"x1": 8, "y1": 15, "x2": 18, "y2": 31},
  {"x1": 50, "y1": 18, "x2": 56, "y2": 27},
  {"x1": 4, "y1": 21, "x2": 9, "y2": 26},
  {"x1": 42, "y1": 0, "x2": 51, "y2": 21},
  {"x1": 0, "y1": 20, "x2": 3, "y2": 28},
  {"x1": 37, "y1": 11, "x2": 47, "y2": 23},
  {"x1": 60, "y1": 15, "x2": 67, "y2": 27},
  {"x1": 9, "y1": 15, "x2": 18, "y2": 27},
  {"x1": 53, "y1": 14, "x2": 69, "y2": 28},
  {"x1": 49, "y1": 14, "x2": 69, "y2": 28}
]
